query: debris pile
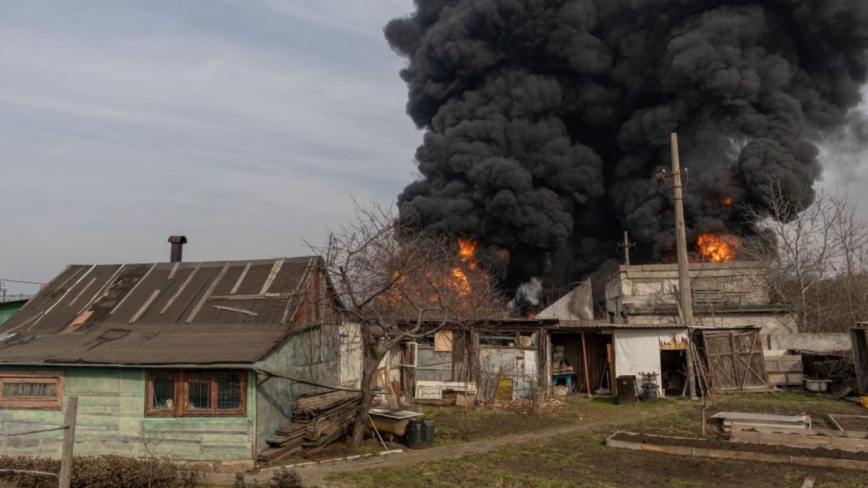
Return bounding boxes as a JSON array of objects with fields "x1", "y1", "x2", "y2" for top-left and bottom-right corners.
[
  {"x1": 711, "y1": 411, "x2": 811, "y2": 435},
  {"x1": 258, "y1": 390, "x2": 362, "y2": 463}
]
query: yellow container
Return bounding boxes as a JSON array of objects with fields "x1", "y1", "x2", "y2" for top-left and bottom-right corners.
[
  {"x1": 495, "y1": 378, "x2": 513, "y2": 402},
  {"x1": 860, "y1": 396, "x2": 868, "y2": 409}
]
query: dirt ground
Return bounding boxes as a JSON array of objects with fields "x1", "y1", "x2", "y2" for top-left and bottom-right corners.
[
  {"x1": 833, "y1": 414, "x2": 868, "y2": 432},
  {"x1": 274, "y1": 397, "x2": 603, "y2": 464},
  {"x1": 208, "y1": 392, "x2": 868, "y2": 487},
  {"x1": 330, "y1": 426, "x2": 868, "y2": 488},
  {"x1": 209, "y1": 419, "x2": 612, "y2": 487}
]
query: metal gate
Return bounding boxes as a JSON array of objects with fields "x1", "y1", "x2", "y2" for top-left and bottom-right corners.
[{"x1": 700, "y1": 328, "x2": 768, "y2": 392}]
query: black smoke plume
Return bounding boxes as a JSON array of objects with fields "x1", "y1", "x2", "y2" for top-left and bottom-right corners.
[{"x1": 386, "y1": 0, "x2": 868, "y2": 287}]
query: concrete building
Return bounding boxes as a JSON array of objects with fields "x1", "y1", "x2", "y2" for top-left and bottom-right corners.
[{"x1": 605, "y1": 261, "x2": 797, "y2": 334}]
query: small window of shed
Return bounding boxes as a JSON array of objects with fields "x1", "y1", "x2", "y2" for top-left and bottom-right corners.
[{"x1": 0, "y1": 372, "x2": 64, "y2": 409}]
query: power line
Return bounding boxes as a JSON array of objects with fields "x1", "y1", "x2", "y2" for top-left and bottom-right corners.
[{"x1": 0, "y1": 279, "x2": 46, "y2": 286}]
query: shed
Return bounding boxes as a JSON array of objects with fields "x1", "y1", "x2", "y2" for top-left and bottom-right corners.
[{"x1": 0, "y1": 256, "x2": 345, "y2": 465}]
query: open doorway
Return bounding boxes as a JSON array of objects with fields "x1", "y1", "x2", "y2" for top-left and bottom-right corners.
[
  {"x1": 551, "y1": 331, "x2": 613, "y2": 395},
  {"x1": 660, "y1": 349, "x2": 687, "y2": 396}
]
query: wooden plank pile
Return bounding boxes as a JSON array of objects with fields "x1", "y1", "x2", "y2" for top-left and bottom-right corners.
[
  {"x1": 258, "y1": 424, "x2": 305, "y2": 463},
  {"x1": 257, "y1": 390, "x2": 362, "y2": 464},
  {"x1": 711, "y1": 411, "x2": 811, "y2": 434}
]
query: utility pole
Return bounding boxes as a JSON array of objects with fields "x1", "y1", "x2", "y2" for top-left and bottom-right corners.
[
  {"x1": 622, "y1": 232, "x2": 631, "y2": 266},
  {"x1": 617, "y1": 231, "x2": 634, "y2": 266},
  {"x1": 670, "y1": 133, "x2": 697, "y2": 399}
]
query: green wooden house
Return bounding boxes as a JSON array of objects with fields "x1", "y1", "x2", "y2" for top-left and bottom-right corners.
[{"x1": 0, "y1": 253, "x2": 345, "y2": 465}]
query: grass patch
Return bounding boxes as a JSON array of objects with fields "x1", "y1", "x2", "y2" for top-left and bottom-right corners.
[{"x1": 333, "y1": 391, "x2": 868, "y2": 487}]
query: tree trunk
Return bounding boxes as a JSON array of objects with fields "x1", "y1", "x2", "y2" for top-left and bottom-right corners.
[{"x1": 350, "y1": 351, "x2": 382, "y2": 447}]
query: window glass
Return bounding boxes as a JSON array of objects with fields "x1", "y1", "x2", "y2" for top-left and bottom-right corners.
[
  {"x1": 3, "y1": 382, "x2": 56, "y2": 397},
  {"x1": 187, "y1": 372, "x2": 209, "y2": 382},
  {"x1": 151, "y1": 373, "x2": 175, "y2": 410},
  {"x1": 188, "y1": 383, "x2": 211, "y2": 409},
  {"x1": 0, "y1": 372, "x2": 63, "y2": 409},
  {"x1": 217, "y1": 371, "x2": 242, "y2": 410},
  {"x1": 145, "y1": 370, "x2": 244, "y2": 417}
]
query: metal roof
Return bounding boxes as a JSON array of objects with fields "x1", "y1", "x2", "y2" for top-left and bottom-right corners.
[{"x1": 0, "y1": 257, "x2": 321, "y2": 366}]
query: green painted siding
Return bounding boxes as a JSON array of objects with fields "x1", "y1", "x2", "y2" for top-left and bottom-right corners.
[
  {"x1": 0, "y1": 327, "x2": 343, "y2": 460},
  {"x1": 0, "y1": 367, "x2": 255, "y2": 461},
  {"x1": 0, "y1": 300, "x2": 27, "y2": 326},
  {"x1": 255, "y1": 325, "x2": 341, "y2": 453}
]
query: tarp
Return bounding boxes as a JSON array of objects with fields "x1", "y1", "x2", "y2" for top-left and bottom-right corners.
[{"x1": 614, "y1": 330, "x2": 663, "y2": 396}]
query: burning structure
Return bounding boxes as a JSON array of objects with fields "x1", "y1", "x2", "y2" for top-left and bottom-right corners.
[
  {"x1": 605, "y1": 261, "x2": 796, "y2": 334},
  {"x1": 386, "y1": 0, "x2": 868, "y2": 290},
  {"x1": 383, "y1": 0, "x2": 868, "y2": 399}
]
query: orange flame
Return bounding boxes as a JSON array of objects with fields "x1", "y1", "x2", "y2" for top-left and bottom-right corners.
[
  {"x1": 451, "y1": 268, "x2": 471, "y2": 295},
  {"x1": 457, "y1": 238, "x2": 478, "y2": 270},
  {"x1": 526, "y1": 311, "x2": 537, "y2": 319},
  {"x1": 452, "y1": 238, "x2": 478, "y2": 294},
  {"x1": 721, "y1": 196, "x2": 733, "y2": 206},
  {"x1": 696, "y1": 232, "x2": 741, "y2": 263},
  {"x1": 376, "y1": 238, "x2": 480, "y2": 308}
]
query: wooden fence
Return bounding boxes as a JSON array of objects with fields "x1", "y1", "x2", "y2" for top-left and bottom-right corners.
[{"x1": 0, "y1": 396, "x2": 77, "y2": 488}]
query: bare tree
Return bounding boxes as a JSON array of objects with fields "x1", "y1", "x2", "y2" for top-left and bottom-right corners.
[
  {"x1": 742, "y1": 182, "x2": 868, "y2": 332},
  {"x1": 308, "y1": 202, "x2": 507, "y2": 446}
]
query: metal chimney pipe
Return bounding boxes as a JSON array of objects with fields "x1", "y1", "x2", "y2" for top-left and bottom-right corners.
[{"x1": 168, "y1": 236, "x2": 187, "y2": 263}]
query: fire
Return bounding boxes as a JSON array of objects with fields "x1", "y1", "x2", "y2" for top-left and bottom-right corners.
[
  {"x1": 696, "y1": 232, "x2": 741, "y2": 263},
  {"x1": 450, "y1": 268, "x2": 471, "y2": 295},
  {"x1": 457, "y1": 238, "x2": 478, "y2": 270},
  {"x1": 451, "y1": 238, "x2": 478, "y2": 294},
  {"x1": 526, "y1": 311, "x2": 537, "y2": 319},
  {"x1": 376, "y1": 237, "x2": 480, "y2": 308},
  {"x1": 721, "y1": 196, "x2": 733, "y2": 206}
]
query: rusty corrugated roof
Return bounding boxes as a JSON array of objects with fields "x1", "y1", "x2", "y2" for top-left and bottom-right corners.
[{"x1": 0, "y1": 257, "x2": 321, "y2": 366}]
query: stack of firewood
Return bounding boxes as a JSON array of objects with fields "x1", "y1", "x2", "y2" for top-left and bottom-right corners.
[{"x1": 258, "y1": 389, "x2": 362, "y2": 463}]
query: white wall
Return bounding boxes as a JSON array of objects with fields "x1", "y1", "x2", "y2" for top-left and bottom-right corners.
[
  {"x1": 339, "y1": 322, "x2": 362, "y2": 388},
  {"x1": 765, "y1": 333, "x2": 851, "y2": 352},
  {"x1": 614, "y1": 330, "x2": 663, "y2": 397}
]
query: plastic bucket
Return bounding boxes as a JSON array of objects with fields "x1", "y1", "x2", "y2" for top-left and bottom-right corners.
[
  {"x1": 406, "y1": 419, "x2": 426, "y2": 449},
  {"x1": 423, "y1": 419, "x2": 435, "y2": 444}
]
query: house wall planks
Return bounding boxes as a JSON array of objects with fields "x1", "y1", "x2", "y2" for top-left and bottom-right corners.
[{"x1": 0, "y1": 366, "x2": 255, "y2": 461}]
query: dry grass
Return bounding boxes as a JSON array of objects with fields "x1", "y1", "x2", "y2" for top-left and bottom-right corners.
[{"x1": 334, "y1": 392, "x2": 868, "y2": 488}]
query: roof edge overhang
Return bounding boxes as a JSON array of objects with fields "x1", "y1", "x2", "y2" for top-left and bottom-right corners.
[{"x1": 0, "y1": 361, "x2": 265, "y2": 370}]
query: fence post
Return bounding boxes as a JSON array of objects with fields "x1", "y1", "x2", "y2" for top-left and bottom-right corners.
[{"x1": 58, "y1": 396, "x2": 77, "y2": 488}]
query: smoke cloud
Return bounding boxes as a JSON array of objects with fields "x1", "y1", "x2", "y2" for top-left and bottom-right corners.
[{"x1": 386, "y1": 0, "x2": 868, "y2": 286}]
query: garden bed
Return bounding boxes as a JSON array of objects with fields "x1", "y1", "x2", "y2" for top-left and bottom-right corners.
[
  {"x1": 608, "y1": 432, "x2": 868, "y2": 470},
  {"x1": 830, "y1": 414, "x2": 868, "y2": 433}
]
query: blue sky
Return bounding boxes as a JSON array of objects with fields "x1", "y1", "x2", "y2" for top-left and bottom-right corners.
[
  {"x1": 2, "y1": 1, "x2": 867, "y2": 296},
  {"x1": 0, "y1": 1, "x2": 421, "y2": 295}
]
